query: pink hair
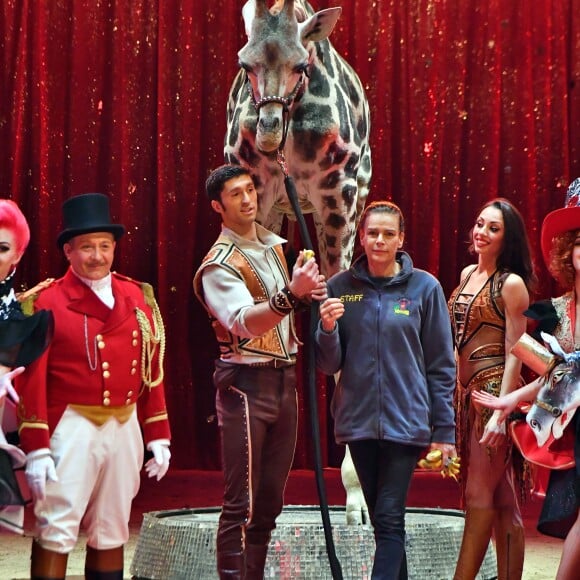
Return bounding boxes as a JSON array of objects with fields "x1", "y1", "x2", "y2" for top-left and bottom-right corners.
[{"x1": 0, "y1": 199, "x2": 31, "y2": 255}]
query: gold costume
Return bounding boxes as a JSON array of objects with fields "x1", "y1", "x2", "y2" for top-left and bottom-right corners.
[{"x1": 448, "y1": 267, "x2": 521, "y2": 487}]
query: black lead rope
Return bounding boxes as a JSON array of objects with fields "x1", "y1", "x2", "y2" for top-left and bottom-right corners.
[{"x1": 277, "y1": 151, "x2": 343, "y2": 580}]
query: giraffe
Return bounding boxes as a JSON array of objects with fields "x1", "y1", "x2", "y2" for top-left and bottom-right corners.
[
  {"x1": 224, "y1": 0, "x2": 370, "y2": 525},
  {"x1": 224, "y1": 0, "x2": 372, "y2": 278}
]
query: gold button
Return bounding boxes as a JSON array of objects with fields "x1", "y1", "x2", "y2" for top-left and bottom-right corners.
[
  {"x1": 132, "y1": 339, "x2": 138, "y2": 347},
  {"x1": 103, "y1": 397, "x2": 111, "y2": 406},
  {"x1": 131, "y1": 360, "x2": 138, "y2": 367},
  {"x1": 103, "y1": 390, "x2": 111, "y2": 398},
  {"x1": 98, "y1": 341, "x2": 105, "y2": 349},
  {"x1": 131, "y1": 368, "x2": 137, "y2": 375},
  {"x1": 102, "y1": 362, "x2": 110, "y2": 370},
  {"x1": 96, "y1": 334, "x2": 103, "y2": 341},
  {"x1": 103, "y1": 370, "x2": 110, "y2": 379},
  {"x1": 125, "y1": 399, "x2": 132, "y2": 405},
  {"x1": 127, "y1": 391, "x2": 134, "y2": 397},
  {"x1": 132, "y1": 330, "x2": 138, "y2": 338}
]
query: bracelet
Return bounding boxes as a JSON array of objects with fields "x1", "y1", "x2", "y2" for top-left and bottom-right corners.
[{"x1": 269, "y1": 286, "x2": 300, "y2": 316}]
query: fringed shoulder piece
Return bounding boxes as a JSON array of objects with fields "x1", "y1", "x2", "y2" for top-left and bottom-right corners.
[
  {"x1": 135, "y1": 281, "x2": 166, "y2": 390},
  {"x1": 17, "y1": 278, "x2": 56, "y2": 315},
  {"x1": 140, "y1": 281, "x2": 156, "y2": 309}
]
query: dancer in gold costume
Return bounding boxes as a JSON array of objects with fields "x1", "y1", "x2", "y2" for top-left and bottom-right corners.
[
  {"x1": 474, "y1": 178, "x2": 580, "y2": 580},
  {"x1": 448, "y1": 198, "x2": 536, "y2": 580}
]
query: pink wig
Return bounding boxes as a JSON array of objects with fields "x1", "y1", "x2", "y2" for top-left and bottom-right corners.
[{"x1": 0, "y1": 199, "x2": 31, "y2": 255}]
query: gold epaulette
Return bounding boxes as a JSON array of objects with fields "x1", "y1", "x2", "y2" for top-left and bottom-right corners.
[
  {"x1": 16, "y1": 278, "x2": 56, "y2": 315},
  {"x1": 140, "y1": 282, "x2": 156, "y2": 309},
  {"x1": 111, "y1": 272, "x2": 156, "y2": 305},
  {"x1": 119, "y1": 274, "x2": 166, "y2": 390}
]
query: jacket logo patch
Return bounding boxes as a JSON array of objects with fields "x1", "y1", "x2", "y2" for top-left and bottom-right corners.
[{"x1": 394, "y1": 298, "x2": 410, "y2": 316}]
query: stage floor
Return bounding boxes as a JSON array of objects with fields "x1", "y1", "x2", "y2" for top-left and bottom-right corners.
[{"x1": 1, "y1": 468, "x2": 562, "y2": 579}]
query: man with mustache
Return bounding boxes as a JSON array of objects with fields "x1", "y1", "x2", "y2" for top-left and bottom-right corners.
[{"x1": 16, "y1": 193, "x2": 171, "y2": 580}]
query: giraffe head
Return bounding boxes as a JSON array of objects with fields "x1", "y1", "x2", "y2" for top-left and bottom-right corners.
[{"x1": 239, "y1": 0, "x2": 342, "y2": 153}]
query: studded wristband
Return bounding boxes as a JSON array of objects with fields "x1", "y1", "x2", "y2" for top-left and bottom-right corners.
[{"x1": 269, "y1": 285, "x2": 300, "y2": 316}]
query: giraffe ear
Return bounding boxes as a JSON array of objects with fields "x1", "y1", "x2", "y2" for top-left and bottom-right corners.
[{"x1": 299, "y1": 7, "x2": 342, "y2": 43}]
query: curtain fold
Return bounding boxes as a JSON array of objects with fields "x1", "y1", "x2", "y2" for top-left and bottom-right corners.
[{"x1": 1, "y1": 0, "x2": 578, "y2": 468}]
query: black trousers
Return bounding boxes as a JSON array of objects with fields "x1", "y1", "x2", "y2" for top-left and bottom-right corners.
[
  {"x1": 349, "y1": 439, "x2": 423, "y2": 580},
  {"x1": 214, "y1": 362, "x2": 298, "y2": 556}
]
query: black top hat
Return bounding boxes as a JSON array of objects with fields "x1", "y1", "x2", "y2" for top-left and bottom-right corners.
[{"x1": 57, "y1": 193, "x2": 125, "y2": 248}]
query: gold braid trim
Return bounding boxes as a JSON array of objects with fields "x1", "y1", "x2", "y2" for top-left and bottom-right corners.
[
  {"x1": 18, "y1": 421, "x2": 49, "y2": 433},
  {"x1": 143, "y1": 413, "x2": 169, "y2": 425},
  {"x1": 135, "y1": 283, "x2": 166, "y2": 390}
]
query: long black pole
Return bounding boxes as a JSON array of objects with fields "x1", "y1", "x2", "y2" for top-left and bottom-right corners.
[{"x1": 283, "y1": 174, "x2": 343, "y2": 579}]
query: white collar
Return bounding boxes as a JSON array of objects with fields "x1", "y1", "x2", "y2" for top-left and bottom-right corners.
[{"x1": 72, "y1": 270, "x2": 112, "y2": 290}]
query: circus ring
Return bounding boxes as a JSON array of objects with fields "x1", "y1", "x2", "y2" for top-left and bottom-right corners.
[{"x1": 130, "y1": 506, "x2": 497, "y2": 579}]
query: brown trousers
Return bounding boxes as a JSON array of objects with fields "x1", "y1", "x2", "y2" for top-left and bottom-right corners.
[{"x1": 214, "y1": 362, "x2": 298, "y2": 576}]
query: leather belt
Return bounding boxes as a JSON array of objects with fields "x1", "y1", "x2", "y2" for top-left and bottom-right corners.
[{"x1": 248, "y1": 357, "x2": 297, "y2": 369}]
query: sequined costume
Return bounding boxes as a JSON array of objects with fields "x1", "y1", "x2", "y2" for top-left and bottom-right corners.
[
  {"x1": 448, "y1": 267, "x2": 522, "y2": 495},
  {"x1": 0, "y1": 270, "x2": 53, "y2": 534}
]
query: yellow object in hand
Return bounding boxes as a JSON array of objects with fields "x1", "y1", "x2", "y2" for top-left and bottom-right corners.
[
  {"x1": 417, "y1": 450, "x2": 461, "y2": 481},
  {"x1": 417, "y1": 450, "x2": 443, "y2": 470},
  {"x1": 443, "y1": 457, "x2": 461, "y2": 481},
  {"x1": 303, "y1": 249, "x2": 315, "y2": 261}
]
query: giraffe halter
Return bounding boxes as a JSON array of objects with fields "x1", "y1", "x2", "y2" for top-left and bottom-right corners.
[
  {"x1": 247, "y1": 72, "x2": 305, "y2": 152},
  {"x1": 247, "y1": 71, "x2": 305, "y2": 111}
]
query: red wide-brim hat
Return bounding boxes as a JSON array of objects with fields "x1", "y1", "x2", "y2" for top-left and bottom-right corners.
[{"x1": 541, "y1": 178, "x2": 580, "y2": 266}]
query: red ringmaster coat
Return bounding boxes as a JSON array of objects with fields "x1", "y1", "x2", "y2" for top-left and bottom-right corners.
[{"x1": 16, "y1": 268, "x2": 171, "y2": 453}]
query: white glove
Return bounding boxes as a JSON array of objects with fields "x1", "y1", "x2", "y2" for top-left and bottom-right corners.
[
  {"x1": 25, "y1": 448, "x2": 58, "y2": 502},
  {"x1": 0, "y1": 366, "x2": 24, "y2": 403},
  {"x1": 145, "y1": 439, "x2": 171, "y2": 481}
]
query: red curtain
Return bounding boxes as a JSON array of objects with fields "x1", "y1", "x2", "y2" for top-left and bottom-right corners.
[{"x1": 1, "y1": 0, "x2": 578, "y2": 468}]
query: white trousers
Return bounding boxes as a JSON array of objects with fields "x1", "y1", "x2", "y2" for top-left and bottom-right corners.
[{"x1": 34, "y1": 406, "x2": 144, "y2": 553}]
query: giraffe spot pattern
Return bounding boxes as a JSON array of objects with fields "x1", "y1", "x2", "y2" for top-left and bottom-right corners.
[{"x1": 224, "y1": 0, "x2": 372, "y2": 277}]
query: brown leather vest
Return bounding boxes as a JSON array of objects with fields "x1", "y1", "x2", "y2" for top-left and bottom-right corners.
[{"x1": 193, "y1": 234, "x2": 300, "y2": 360}]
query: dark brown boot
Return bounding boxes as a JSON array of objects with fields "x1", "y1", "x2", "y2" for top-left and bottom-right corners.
[
  {"x1": 84, "y1": 545, "x2": 124, "y2": 579},
  {"x1": 217, "y1": 551, "x2": 245, "y2": 579},
  {"x1": 30, "y1": 539, "x2": 68, "y2": 580},
  {"x1": 453, "y1": 508, "x2": 496, "y2": 580},
  {"x1": 245, "y1": 543, "x2": 269, "y2": 579}
]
